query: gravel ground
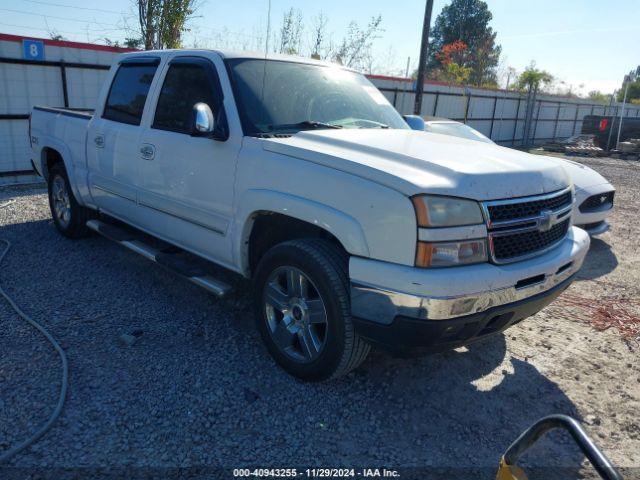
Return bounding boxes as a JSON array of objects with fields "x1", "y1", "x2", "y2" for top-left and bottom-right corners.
[{"x1": 0, "y1": 156, "x2": 639, "y2": 479}]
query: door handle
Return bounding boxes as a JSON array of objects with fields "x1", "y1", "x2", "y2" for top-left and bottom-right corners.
[
  {"x1": 94, "y1": 135, "x2": 104, "y2": 148},
  {"x1": 140, "y1": 144, "x2": 155, "y2": 160}
]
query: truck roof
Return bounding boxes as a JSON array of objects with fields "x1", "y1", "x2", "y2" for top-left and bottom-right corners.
[{"x1": 118, "y1": 48, "x2": 342, "y2": 69}]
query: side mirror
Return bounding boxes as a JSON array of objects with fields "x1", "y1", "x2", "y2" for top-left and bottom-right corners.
[
  {"x1": 192, "y1": 102, "x2": 215, "y2": 136},
  {"x1": 403, "y1": 115, "x2": 426, "y2": 131}
]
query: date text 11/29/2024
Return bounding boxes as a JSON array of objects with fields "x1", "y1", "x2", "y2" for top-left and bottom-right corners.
[{"x1": 232, "y1": 468, "x2": 400, "y2": 477}]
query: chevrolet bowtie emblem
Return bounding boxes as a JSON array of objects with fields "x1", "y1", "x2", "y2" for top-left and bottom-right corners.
[{"x1": 539, "y1": 209, "x2": 554, "y2": 232}]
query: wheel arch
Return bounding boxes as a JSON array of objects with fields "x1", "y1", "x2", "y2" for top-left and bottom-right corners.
[
  {"x1": 235, "y1": 190, "x2": 370, "y2": 277},
  {"x1": 38, "y1": 140, "x2": 85, "y2": 207}
]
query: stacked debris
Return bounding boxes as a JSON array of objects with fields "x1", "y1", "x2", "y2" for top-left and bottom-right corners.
[
  {"x1": 542, "y1": 134, "x2": 604, "y2": 157},
  {"x1": 615, "y1": 138, "x2": 640, "y2": 160}
]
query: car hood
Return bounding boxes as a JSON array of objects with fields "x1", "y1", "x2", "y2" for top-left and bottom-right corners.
[
  {"x1": 551, "y1": 156, "x2": 613, "y2": 192},
  {"x1": 263, "y1": 129, "x2": 570, "y2": 200}
]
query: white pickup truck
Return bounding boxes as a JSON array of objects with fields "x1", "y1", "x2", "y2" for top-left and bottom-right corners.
[{"x1": 29, "y1": 50, "x2": 590, "y2": 381}]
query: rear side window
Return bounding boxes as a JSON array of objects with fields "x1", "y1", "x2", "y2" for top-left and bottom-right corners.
[
  {"x1": 103, "y1": 63, "x2": 158, "y2": 125},
  {"x1": 153, "y1": 62, "x2": 220, "y2": 134}
]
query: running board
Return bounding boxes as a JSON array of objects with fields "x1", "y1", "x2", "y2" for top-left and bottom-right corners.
[{"x1": 86, "y1": 219, "x2": 231, "y2": 298}]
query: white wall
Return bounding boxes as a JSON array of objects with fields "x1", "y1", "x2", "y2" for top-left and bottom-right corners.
[{"x1": 0, "y1": 35, "x2": 123, "y2": 179}]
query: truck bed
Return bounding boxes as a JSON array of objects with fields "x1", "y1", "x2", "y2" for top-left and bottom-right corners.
[{"x1": 30, "y1": 106, "x2": 95, "y2": 179}]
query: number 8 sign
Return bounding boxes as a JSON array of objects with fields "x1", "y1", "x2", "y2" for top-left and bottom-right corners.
[{"x1": 22, "y1": 39, "x2": 45, "y2": 61}]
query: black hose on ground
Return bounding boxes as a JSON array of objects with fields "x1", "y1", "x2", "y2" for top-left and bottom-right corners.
[{"x1": 0, "y1": 199, "x2": 69, "y2": 463}]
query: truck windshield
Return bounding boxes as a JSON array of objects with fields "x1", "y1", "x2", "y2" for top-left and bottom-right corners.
[{"x1": 226, "y1": 58, "x2": 409, "y2": 135}]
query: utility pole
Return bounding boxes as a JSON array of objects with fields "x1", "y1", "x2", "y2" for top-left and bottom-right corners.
[
  {"x1": 413, "y1": 0, "x2": 435, "y2": 115},
  {"x1": 616, "y1": 66, "x2": 639, "y2": 149},
  {"x1": 606, "y1": 91, "x2": 616, "y2": 151},
  {"x1": 616, "y1": 74, "x2": 631, "y2": 150}
]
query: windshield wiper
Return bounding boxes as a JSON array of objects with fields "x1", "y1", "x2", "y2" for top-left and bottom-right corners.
[{"x1": 268, "y1": 120, "x2": 343, "y2": 132}]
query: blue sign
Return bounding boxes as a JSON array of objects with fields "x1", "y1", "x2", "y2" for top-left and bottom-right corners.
[{"x1": 22, "y1": 39, "x2": 45, "y2": 61}]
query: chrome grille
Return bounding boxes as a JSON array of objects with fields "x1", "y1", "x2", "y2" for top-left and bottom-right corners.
[{"x1": 483, "y1": 188, "x2": 573, "y2": 264}]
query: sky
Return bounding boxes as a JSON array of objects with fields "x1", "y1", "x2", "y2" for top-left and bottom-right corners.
[{"x1": 1, "y1": 0, "x2": 639, "y2": 95}]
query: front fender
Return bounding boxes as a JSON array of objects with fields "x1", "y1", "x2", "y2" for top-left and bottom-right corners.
[{"x1": 234, "y1": 189, "x2": 370, "y2": 275}]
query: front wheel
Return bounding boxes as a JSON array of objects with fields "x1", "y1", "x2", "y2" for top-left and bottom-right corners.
[
  {"x1": 47, "y1": 163, "x2": 92, "y2": 238},
  {"x1": 253, "y1": 239, "x2": 370, "y2": 381}
]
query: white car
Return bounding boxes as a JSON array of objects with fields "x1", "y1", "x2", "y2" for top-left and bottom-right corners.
[
  {"x1": 422, "y1": 118, "x2": 615, "y2": 235},
  {"x1": 30, "y1": 50, "x2": 589, "y2": 380}
]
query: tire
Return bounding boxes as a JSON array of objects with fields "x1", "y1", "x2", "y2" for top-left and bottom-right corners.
[
  {"x1": 47, "y1": 163, "x2": 92, "y2": 238},
  {"x1": 253, "y1": 238, "x2": 370, "y2": 381}
]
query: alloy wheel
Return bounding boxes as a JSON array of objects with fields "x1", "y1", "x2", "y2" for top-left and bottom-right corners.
[{"x1": 263, "y1": 266, "x2": 328, "y2": 363}]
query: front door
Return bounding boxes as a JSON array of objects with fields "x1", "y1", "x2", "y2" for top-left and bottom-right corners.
[{"x1": 136, "y1": 55, "x2": 241, "y2": 268}]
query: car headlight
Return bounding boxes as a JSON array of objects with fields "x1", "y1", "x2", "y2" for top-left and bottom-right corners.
[
  {"x1": 411, "y1": 195, "x2": 484, "y2": 227},
  {"x1": 415, "y1": 239, "x2": 488, "y2": 267},
  {"x1": 411, "y1": 195, "x2": 487, "y2": 267}
]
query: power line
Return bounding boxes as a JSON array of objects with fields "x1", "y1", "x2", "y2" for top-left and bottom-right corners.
[
  {"x1": 0, "y1": 20, "x2": 128, "y2": 38},
  {"x1": 0, "y1": 7, "x2": 131, "y2": 29},
  {"x1": 17, "y1": 0, "x2": 125, "y2": 15}
]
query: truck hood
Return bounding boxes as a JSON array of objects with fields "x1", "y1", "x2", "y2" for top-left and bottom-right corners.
[{"x1": 263, "y1": 129, "x2": 570, "y2": 200}]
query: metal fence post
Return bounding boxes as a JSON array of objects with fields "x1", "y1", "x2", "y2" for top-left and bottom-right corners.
[
  {"x1": 605, "y1": 106, "x2": 619, "y2": 151},
  {"x1": 552, "y1": 102, "x2": 561, "y2": 140},
  {"x1": 531, "y1": 100, "x2": 541, "y2": 145},
  {"x1": 489, "y1": 96, "x2": 498, "y2": 140},
  {"x1": 464, "y1": 89, "x2": 471, "y2": 123},
  {"x1": 572, "y1": 104, "x2": 580, "y2": 135},
  {"x1": 432, "y1": 92, "x2": 439, "y2": 116},
  {"x1": 60, "y1": 61, "x2": 69, "y2": 108},
  {"x1": 512, "y1": 97, "x2": 521, "y2": 146}
]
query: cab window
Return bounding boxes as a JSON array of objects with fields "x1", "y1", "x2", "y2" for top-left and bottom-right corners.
[
  {"x1": 153, "y1": 60, "x2": 221, "y2": 134},
  {"x1": 103, "y1": 62, "x2": 158, "y2": 125}
]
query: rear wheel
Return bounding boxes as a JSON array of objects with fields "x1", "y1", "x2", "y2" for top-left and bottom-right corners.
[
  {"x1": 47, "y1": 163, "x2": 92, "y2": 238},
  {"x1": 253, "y1": 239, "x2": 370, "y2": 381}
]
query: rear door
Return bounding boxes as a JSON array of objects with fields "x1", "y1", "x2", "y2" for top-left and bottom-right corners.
[
  {"x1": 86, "y1": 57, "x2": 160, "y2": 221},
  {"x1": 135, "y1": 54, "x2": 241, "y2": 267}
]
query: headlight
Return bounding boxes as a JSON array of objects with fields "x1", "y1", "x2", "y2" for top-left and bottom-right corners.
[
  {"x1": 416, "y1": 239, "x2": 488, "y2": 267},
  {"x1": 411, "y1": 195, "x2": 484, "y2": 227}
]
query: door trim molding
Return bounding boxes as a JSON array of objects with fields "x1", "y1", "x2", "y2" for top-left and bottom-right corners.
[
  {"x1": 92, "y1": 183, "x2": 136, "y2": 202},
  {"x1": 138, "y1": 200, "x2": 226, "y2": 236}
]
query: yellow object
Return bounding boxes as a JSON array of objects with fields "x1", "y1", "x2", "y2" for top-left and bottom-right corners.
[{"x1": 496, "y1": 457, "x2": 529, "y2": 480}]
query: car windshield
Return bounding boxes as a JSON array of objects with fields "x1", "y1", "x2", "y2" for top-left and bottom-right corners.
[
  {"x1": 226, "y1": 58, "x2": 409, "y2": 135},
  {"x1": 426, "y1": 122, "x2": 494, "y2": 144}
]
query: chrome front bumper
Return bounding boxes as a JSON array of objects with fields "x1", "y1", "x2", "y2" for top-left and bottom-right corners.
[{"x1": 350, "y1": 227, "x2": 590, "y2": 324}]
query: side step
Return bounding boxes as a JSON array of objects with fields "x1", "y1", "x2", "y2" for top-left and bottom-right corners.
[{"x1": 86, "y1": 219, "x2": 231, "y2": 298}]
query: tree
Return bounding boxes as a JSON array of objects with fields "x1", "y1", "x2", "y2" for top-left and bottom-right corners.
[
  {"x1": 137, "y1": 0, "x2": 197, "y2": 50},
  {"x1": 48, "y1": 30, "x2": 66, "y2": 41},
  {"x1": 124, "y1": 38, "x2": 144, "y2": 49},
  {"x1": 309, "y1": 11, "x2": 329, "y2": 59},
  {"x1": 516, "y1": 63, "x2": 553, "y2": 92},
  {"x1": 104, "y1": 38, "x2": 121, "y2": 48},
  {"x1": 433, "y1": 41, "x2": 471, "y2": 84},
  {"x1": 427, "y1": 0, "x2": 501, "y2": 86},
  {"x1": 587, "y1": 91, "x2": 611, "y2": 104},
  {"x1": 333, "y1": 15, "x2": 383, "y2": 70},
  {"x1": 616, "y1": 79, "x2": 640, "y2": 103},
  {"x1": 277, "y1": 7, "x2": 304, "y2": 55}
]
